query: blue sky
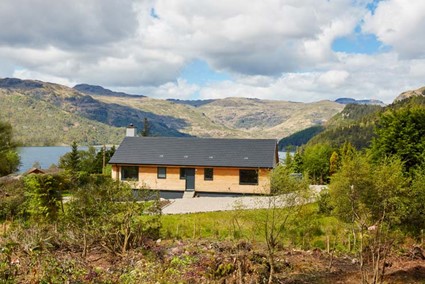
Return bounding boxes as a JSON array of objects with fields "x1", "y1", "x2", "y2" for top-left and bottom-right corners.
[{"x1": 0, "y1": 0, "x2": 424, "y2": 103}]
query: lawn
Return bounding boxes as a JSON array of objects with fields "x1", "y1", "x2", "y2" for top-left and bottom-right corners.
[{"x1": 161, "y1": 204, "x2": 349, "y2": 252}]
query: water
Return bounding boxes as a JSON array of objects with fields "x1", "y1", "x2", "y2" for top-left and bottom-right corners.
[{"x1": 18, "y1": 146, "x2": 89, "y2": 173}]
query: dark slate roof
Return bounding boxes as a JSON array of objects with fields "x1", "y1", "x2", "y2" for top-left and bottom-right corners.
[{"x1": 109, "y1": 137, "x2": 277, "y2": 168}]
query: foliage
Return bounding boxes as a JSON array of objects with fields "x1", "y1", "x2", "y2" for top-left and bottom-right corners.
[
  {"x1": 284, "y1": 147, "x2": 293, "y2": 168},
  {"x1": 370, "y1": 106, "x2": 425, "y2": 173},
  {"x1": 306, "y1": 104, "x2": 382, "y2": 150},
  {"x1": 278, "y1": 125, "x2": 324, "y2": 149},
  {"x1": 64, "y1": 177, "x2": 161, "y2": 255},
  {"x1": 329, "y1": 154, "x2": 409, "y2": 283},
  {"x1": 141, "y1": 117, "x2": 150, "y2": 137},
  {"x1": 0, "y1": 179, "x2": 25, "y2": 221},
  {"x1": 291, "y1": 151, "x2": 303, "y2": 173},
  {"x1": 23, "y1": 174, "x2": 67, "y2": 222},
  {"x1": 329, "y1": 151, "x2": 339, "y2": 176},
  {"x1": 302, "y1": 143, "x2": 334, "y2": 184},
  {"x1": 69, "y1": 141, "x2": 81, "y2": 172},
  {"x1": 59, "y1": 144, "x2": 116, "y2": 179},
  {"x1": 402, "y1": 166, "x2": 425, "y2": 235},
  {"x1": 0, "y1": 120, "x2": 20, "y2": 176},
  {"x1": 261, "y1": 165, "x2": 311, "y2": 283}
]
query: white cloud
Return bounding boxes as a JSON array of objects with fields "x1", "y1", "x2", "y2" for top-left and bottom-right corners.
[
  {"x1": 0, "y1": 0, "x2": 424, "y2": 104},
  {"x1": 0, "y1": 0, "x2": 367, "y2": 87},
  {"x1": 198, "y1": 52, "x2": 425, "y2": 104},
  {"x1": 318, "y1": 70, "x2": 350, "y2": 88},
  {"x1": 13, "y1": 69, "x2": 76, "y2": 87},
  {"x1": 362, "y1": 0, "x2": 425, "y2": 58},
  {"x1": 116, "y1": 79, "x2": 200, "y2": 100}
]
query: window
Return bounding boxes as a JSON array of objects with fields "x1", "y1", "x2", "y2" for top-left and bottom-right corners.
[
  {"x1": 180, "y1": 168, "x2": 186, "y2": 179},
  {"x1": 157, "y1": 167, "x2": 167, "y2": 179},
  {"x1": 121, "y1": 166, "x2": 139, "y2": 181},
  {"x1": 239, "y1": 169, "x2": 258, "y2": 185},
  {"x1": 204, "y1": 168, "x2": 213, "y2": 180}
]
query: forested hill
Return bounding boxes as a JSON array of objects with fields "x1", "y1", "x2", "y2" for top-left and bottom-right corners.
[
  {"x1": 292, "y1": 88, "x2": 425, "y2": 150},
  {"x1": 0, "y1": 78, "x2": 344, "y2": 145}
]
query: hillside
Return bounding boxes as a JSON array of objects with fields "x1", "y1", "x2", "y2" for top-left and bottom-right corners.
[
  {"x1": 197, "y1": 98, "x2": 342, "y2": 139},
  {"x1": 1, "y1": 78, "x2": 344, "y2": 145},
  {"x1": 0, "y1": 78, "x2": 188, "y2": 145},
  {"x1": 334, "y1": 97, "x2": 385, "y2": 106},
  {"x1": 89, "y1": 94, "x2": 344, "y2": 139},
  {"x1": 0, "y1": 88, "x2": 124, "y2": 146},
  {"x1": 296, "y1": 87, "x2": 425, "y2": 149},
  {"x1": 302, "y1": 104, "x2": 383, "y2": 149},
  {"x1": 278, "y1": 125, "x2": 324, "y2": 150}
]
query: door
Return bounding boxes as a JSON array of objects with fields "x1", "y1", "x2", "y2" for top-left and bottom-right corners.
[{"x1": 185, "y1": 168, "x2": 195, "y2": 191}]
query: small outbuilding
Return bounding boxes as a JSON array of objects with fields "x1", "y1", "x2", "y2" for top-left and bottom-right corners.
[{"x1": 109, "y1": 133, "x2": 278, "y2": 196}]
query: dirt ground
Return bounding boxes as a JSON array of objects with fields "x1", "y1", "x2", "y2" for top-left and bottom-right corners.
[{"x1": 5, "y1": 239, "x2": 424, "y2": 283}]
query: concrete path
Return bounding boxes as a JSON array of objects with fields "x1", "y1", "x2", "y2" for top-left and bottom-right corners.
[
  {"x1": 162, "y1": 196, "x2": 269, "y2": 214},
  {"x1": 162, "y1": 185, "x2": 326, "y2": 215}
]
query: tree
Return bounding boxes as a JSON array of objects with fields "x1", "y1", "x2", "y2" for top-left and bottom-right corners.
[
  {"x1": 0, "y1": 120, "x2": 20, "y2": 176},
  {"x1": 302, "y1": 143, "x2": 334, "y2": 184},
  {"x1": 292, "y1": 150, "x2": 303, "y2": 173},
  {"x1": 65, "y1": 177, "x2": 161, "y2": 256},
  {"x1": 94, "y1": 145, "x2": 116, "y2": 174},
  {"x1": 330, "y1": 154, "x2": 408, "y2": 283},
  {"x1": 141, "y1": 117, "x2": 150, "y2": 137},
  {"x1": 23, "y1": 174, "x2": 67, "y2": 222},
  {"x1": 402, "y1": 166, "x2": 425, "y2": 236},
  {"x1": 60, "y1": 145, "x2": 116, "y2": 175},
  {"x1": 69, "y1": 141, "x2": 81, "y2": 172},
  {"x1": 371, "y1": 107, "x2": 425, "y2": 173},
  {"x1": 256, "y1": 165, "x2": 310, "y2": 283},
  {"x1": 329, "y1": 151, "x2": 339, "y2": 176},
  {"x1": 284, "y1": 146, "x2": 293, "y2": 168}
]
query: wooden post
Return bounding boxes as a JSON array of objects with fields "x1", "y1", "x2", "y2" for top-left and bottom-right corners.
[{"x1": 327, "y1": 235, "x2": 330, "y2": 254}]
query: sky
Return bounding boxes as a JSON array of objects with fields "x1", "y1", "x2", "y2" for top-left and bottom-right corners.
[{"x1": 0, "y1": 0, "x2": 424, "y2": 104}]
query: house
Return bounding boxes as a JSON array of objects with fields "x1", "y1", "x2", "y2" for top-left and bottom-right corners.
[
  {"x1": 25, "y1": 167, "x2": 46, "y2": 175},
  {"x1": 109, "y1": 127, "x2": 278, "y2": 197}
]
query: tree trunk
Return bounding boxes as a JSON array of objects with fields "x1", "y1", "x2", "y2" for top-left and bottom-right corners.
[
  {"x1": 82, "y1": 232, "x2": 87, "y2": 258},
  {"x1": 268, "y1": 254, "x2": 275, "y2": 284}
]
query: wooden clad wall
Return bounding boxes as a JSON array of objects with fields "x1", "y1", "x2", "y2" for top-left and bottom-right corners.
[{"x1": 112, "y1": 165, "x2": 271, "y2": 195}]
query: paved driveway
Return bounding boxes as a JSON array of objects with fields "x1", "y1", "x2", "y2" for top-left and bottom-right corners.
[
  {"x1": 162, "y1": 196, "x2": 269, "y2": 214},
  {"x1": 162, "y1": 185, "x2": 325, "y2": 214}
]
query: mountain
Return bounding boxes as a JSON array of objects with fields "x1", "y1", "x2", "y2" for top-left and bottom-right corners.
[
  {"x1": 91, "y1": 94, "x2": 344, "y2": 140},
  {"x1": 0, "y1": 78, "x2": 187, "y2": 145},
  {"x1": 0, "y1": 78, "x2": 344, "y2": 146},
  {"x1": 166, "y1": 99, "x2": 216, "y2": 107},
  {"x1": 73, "y1": 84, "x2": 144, "y2": 98},
  {"x1": 335, "y1": 97, "x2": 385, "y2": 106},
  {"x1": 394, "y1": 86, "x2": 425, "y2": 102}
]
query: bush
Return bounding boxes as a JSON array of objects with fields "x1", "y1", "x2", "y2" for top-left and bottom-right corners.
[
  {"x1": 0, "y1": 179, "x2": 25, "y2": 221},
  {"x1": 64, "y1": 178, "x2": 161, "y2": 255}
]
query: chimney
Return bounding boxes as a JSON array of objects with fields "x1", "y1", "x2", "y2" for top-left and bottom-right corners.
[{"x1": 126, "y1": 123, "x2": 137, "y2": 137}]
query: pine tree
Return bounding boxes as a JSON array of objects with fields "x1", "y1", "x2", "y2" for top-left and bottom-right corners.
[
  {"x1": 69, "y1": 141, "x2": 81, "y2": 173},
  {"x1": 141, "y1": 117, "x2": 150, "y2": 137}
]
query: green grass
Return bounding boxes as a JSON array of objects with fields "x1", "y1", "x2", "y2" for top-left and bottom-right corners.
[
  {"x1": 161, "y1": 209, "x2": 261, "y2": 241},
  {"x1": 161, "y1": 204, "x2": 351, "y2": 251}
]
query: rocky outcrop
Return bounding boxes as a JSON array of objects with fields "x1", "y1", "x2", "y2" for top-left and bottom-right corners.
[{"x1": 394, "y1": 86, "x2": 425, "y2": 102}]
